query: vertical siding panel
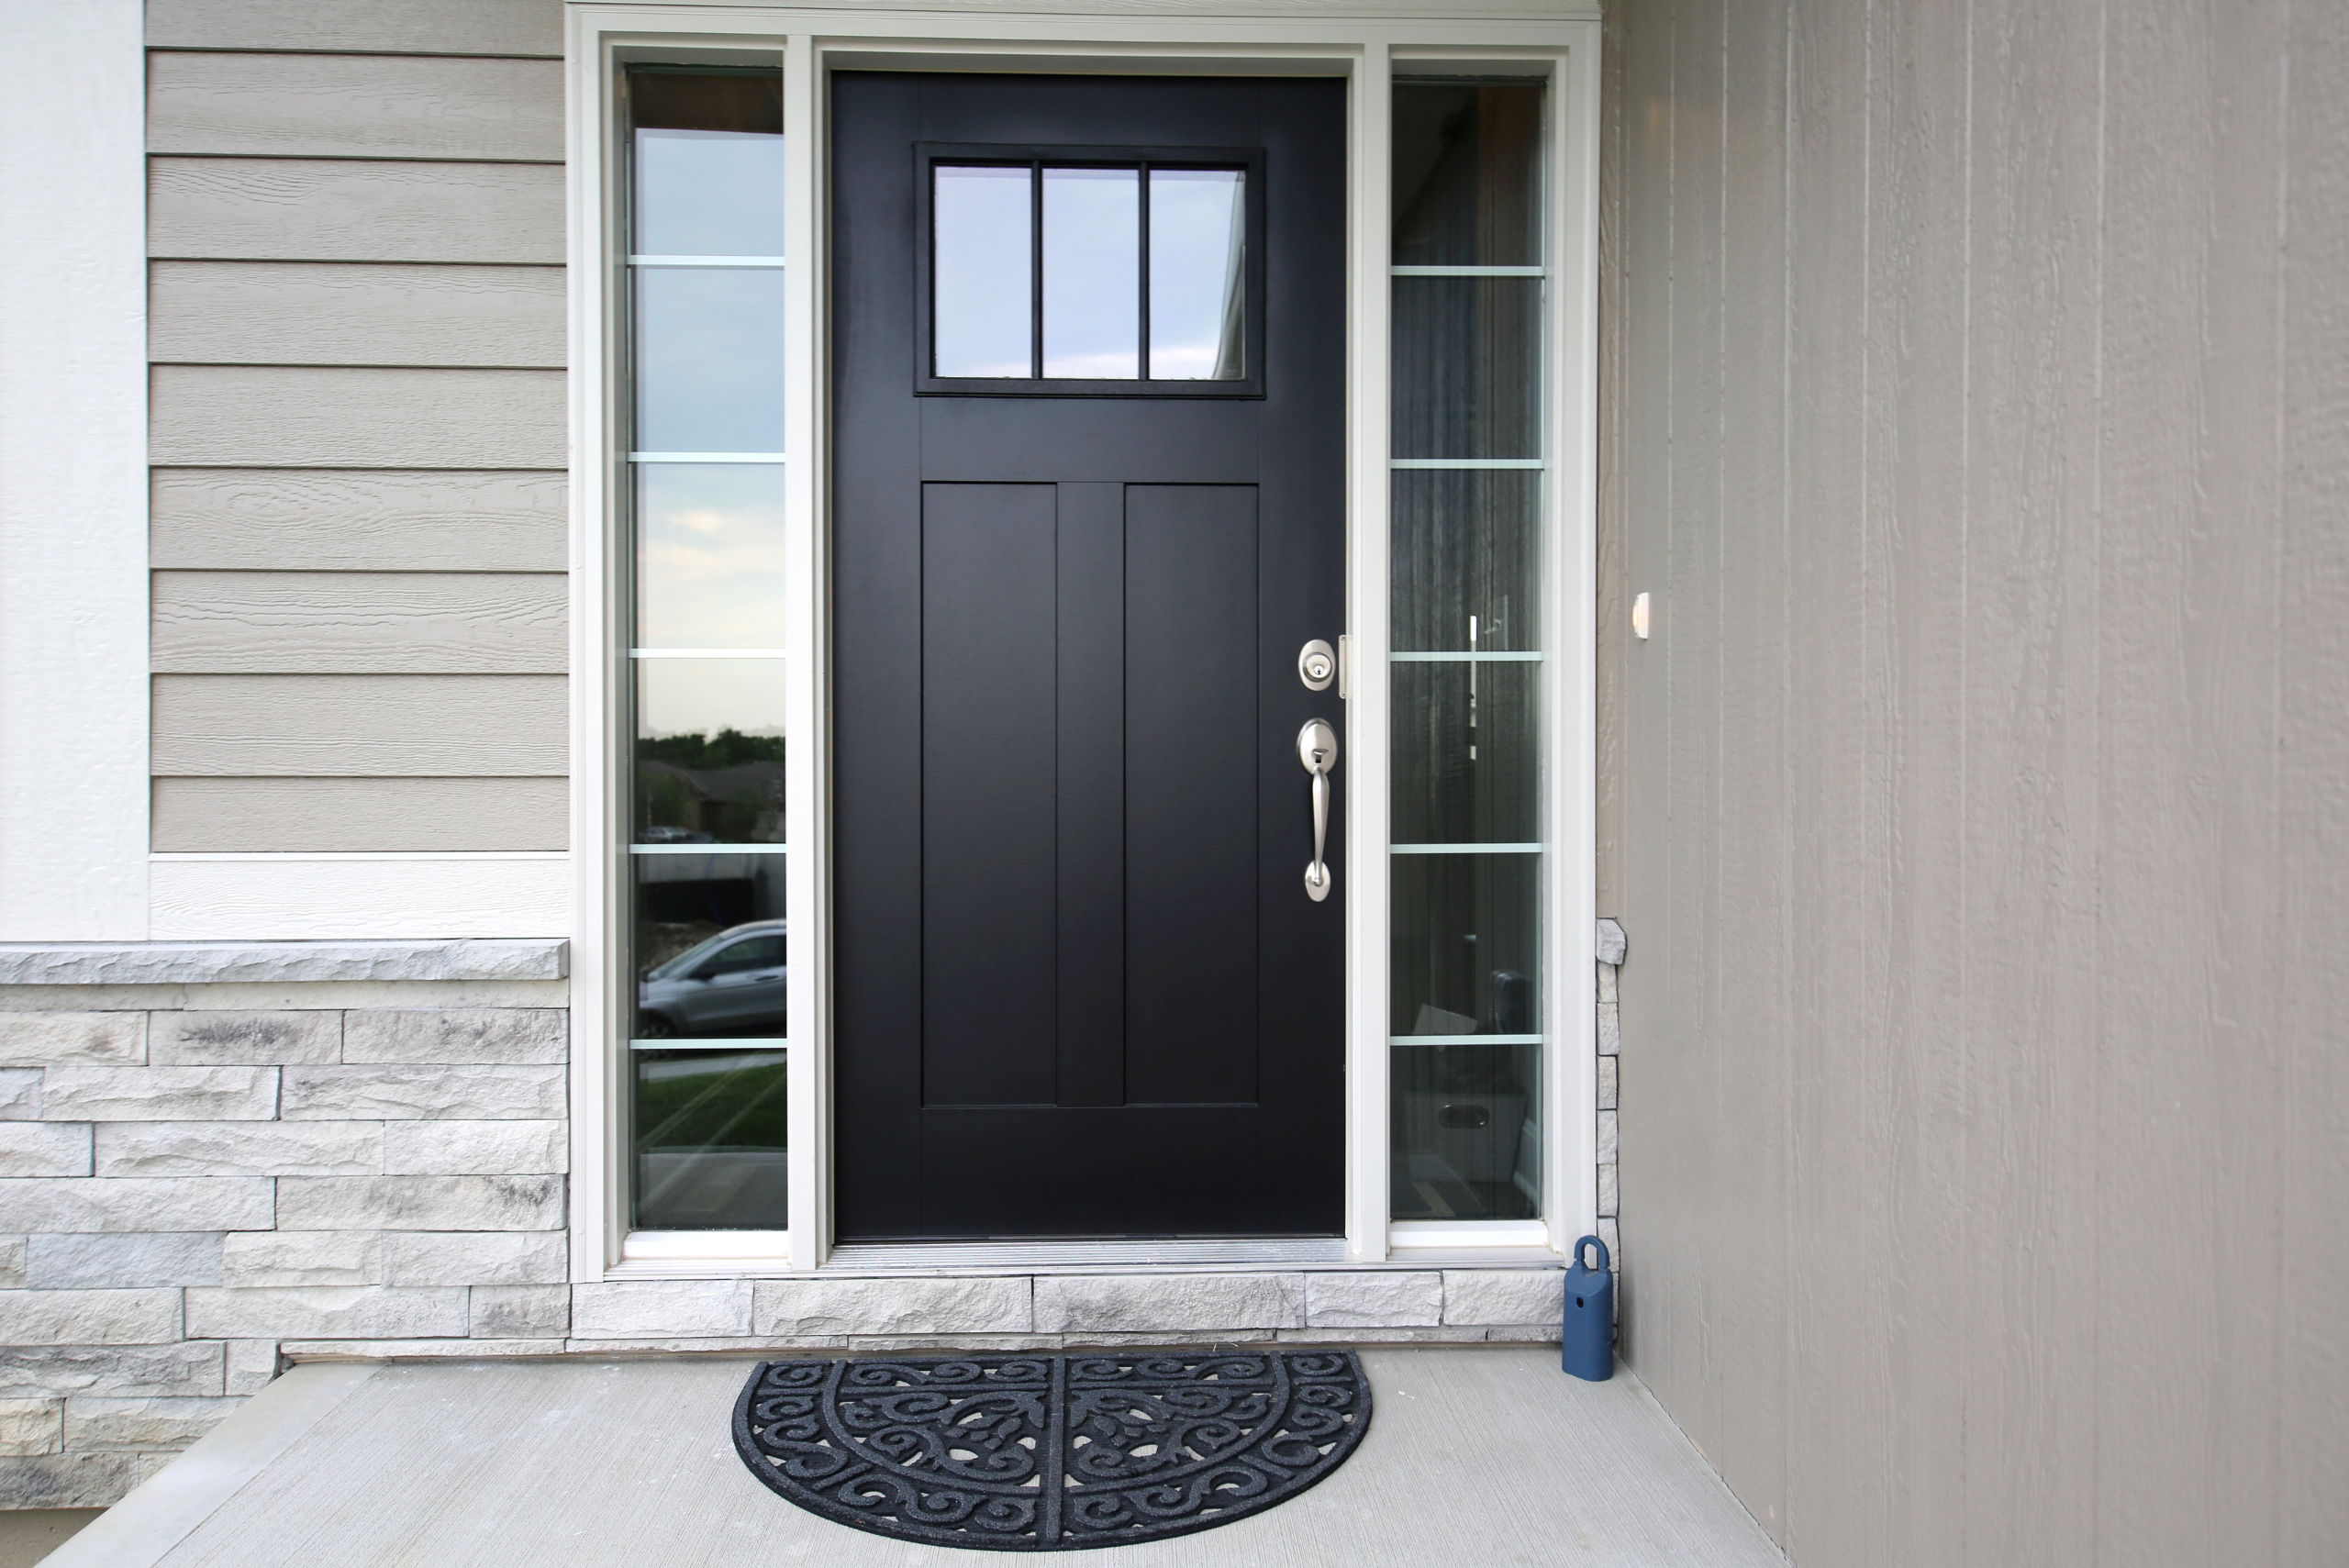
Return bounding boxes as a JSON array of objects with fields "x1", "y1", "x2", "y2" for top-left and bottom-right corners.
[
  {"x1": 1961, "y1": 0, "x2": 2110, "y2": 1558},
  {"x1": 1712, "y1": 0, "x2": 1794, "y2": 1533},
  {"x1": 1613, "y1": 0, "x2": 1687, "y2": 1402},
  {"x1": 1776, "y1": 0, "x2": 1884, "y2": 1561},
  {"x1": 2276, "y1": 0, "x2": 2349, "y2": 1556},
  {"x1": 1872, "y1": 0, "x2": 1976, "y2": 1552},
  {"x1": 1594, "y1": 0, "x2": 1630, "y2": 918},
  {"x1": 2186, "y1": 2, "x2": 2294, "y2": 1557},
  {"x1": 2093, "y1": 3, "x2": 2264, "y2": 1561},
  {"x1": 1665, "y1": 0, "x2": 1730, "y2": 1468}
]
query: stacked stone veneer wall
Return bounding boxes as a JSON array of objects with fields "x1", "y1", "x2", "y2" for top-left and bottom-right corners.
[
  {"x1": 0, "y1": 963, "x2": 572, "y2": 1509},
  {"x1": 0, "y1": 942, "x2": 1601, "y2": 1509},
  {"x1": 1596, "y1": 917, "x2": 1624, "y2": 1274}
]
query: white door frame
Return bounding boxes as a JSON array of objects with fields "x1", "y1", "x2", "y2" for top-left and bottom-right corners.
[{"x1": 563, "y1": 1, "x2": 1601, "y2": 1281}]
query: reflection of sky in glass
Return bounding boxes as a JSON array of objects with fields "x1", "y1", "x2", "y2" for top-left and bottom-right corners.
[
  {"x1": 634, "y1": 268, "x2": 787, "y2": 453},
  {"x1": 1042, "y1": 169, "x2": 1139, "y2": 379},
  {"x1": 638, "y1": 660, "x2": 787, "y2": 740},
  {"x1": 1149, "y1": 170, "x2": 1245, "y2": 380},
  {"x1": 635, "y1": 465, "x2": 786, "y2": 649},
  {"x1": 934, "y1": 166, "x2": 1032, "y2": 377},
  {"x1": 634, "y1": 129, "x2": 785, "y2": 256}
]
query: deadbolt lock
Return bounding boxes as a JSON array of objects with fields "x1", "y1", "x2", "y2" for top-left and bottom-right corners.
[{"x1": 1298, "y1": 639, "x2": 1337, "y2": 692}]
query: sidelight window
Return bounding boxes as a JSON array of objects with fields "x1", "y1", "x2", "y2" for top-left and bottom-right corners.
[
  {"x1": 920, "y1": 148, "x2": 1261, "y2": 395},
  {"x1": 622, "y1": 67, "x2": 790, "y2": 1232},
  {"x1": 1388, "y1": 81, "x2": 1549, "y2": 1226}
]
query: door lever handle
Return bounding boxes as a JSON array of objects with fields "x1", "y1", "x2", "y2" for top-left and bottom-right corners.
[{"x1": 1297, "y1": 718, "x2": 1339, "y2": 902}]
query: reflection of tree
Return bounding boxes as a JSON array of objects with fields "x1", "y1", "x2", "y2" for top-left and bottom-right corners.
[{"x1": 638, "y1": 728, "x2": 786, "y2": 769}]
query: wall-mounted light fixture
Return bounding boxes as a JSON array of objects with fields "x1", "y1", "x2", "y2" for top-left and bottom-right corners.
[{"x1": 1631, "y1": 591, "x2": 1651, "y2": 640}]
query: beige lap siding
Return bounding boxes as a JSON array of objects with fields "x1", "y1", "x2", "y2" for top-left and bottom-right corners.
[{"x1": 144, "y1": 3, "x2": 568, "y2": 857}]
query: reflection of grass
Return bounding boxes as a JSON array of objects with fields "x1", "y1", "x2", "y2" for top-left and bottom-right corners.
[{"x1": 636, "y1": 1053, "x2": 788, "y2": 1153}]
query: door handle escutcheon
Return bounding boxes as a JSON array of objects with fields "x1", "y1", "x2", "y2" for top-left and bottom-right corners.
[{"x1": 1297, "y1": 718, "x2": 1339, "y2": 902}]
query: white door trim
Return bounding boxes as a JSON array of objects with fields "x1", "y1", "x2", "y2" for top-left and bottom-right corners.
[{"x1": 564, "y1": 2, "x2": 1601, "y2": 1281}]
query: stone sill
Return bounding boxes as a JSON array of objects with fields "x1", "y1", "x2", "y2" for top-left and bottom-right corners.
[{"x1": 0, "y1": 940, "x2": 569, "y2": 986}]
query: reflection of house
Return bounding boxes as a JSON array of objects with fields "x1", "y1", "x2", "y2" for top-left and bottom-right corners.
[{"x1": 635, "y1": 759, "x2": 785, "y2": 844}]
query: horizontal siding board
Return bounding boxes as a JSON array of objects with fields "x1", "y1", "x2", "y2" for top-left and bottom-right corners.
[
  {"x1": 150, "y1": 366, "x2": 565, "y2": 468},
  {"x1": 150, "y1": 158, "x2": 562, "y2": 264},
  {"x1": 153, "y1": 675, "x2": 568, "y2": 776},
  {"x1": 150, "y1": 262, "x2": 565, "y2": 368},
  {"x1": 152, "y1": 571, "x2": 568, "y2": 673},
  {"x1": 153, "y1": 777, "x2": 567, "y2": 851},
  {"x1": 146, "y1": 0, "x2": 563, "y2": 58},
  {"x1": 151, "y1": 470, "x2": 566, "y2": 571},
  {"x1": 149, "y1": 52, "x2": 563, "y2": 161},
  {"x1": 149, "y1": 856, "x2": 570, "y2": 941}
]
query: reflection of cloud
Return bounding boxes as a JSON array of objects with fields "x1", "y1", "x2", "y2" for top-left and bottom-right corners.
[
  {"x1": 636, "y1": 467, "x2": 787, "y2": 648},
  {"x1": 1149, "y1": 343, "x2": 1219, "y2": 379},
  {"x1": 638, "y1": 659, "x2": 787, "y2": 737},
  {"x1": 1044, "y1": 350, "x2": 1143, "y2": 380}
]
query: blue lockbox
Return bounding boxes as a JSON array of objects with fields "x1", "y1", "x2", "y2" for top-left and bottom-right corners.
[{"x1": 1561, "y1": 1235, "x2": 1614, "y2": 1381}]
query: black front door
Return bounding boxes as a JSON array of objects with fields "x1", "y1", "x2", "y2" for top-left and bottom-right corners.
[{"x1": 832, "y1": 72, "x2": 1345, "y2": 1240}]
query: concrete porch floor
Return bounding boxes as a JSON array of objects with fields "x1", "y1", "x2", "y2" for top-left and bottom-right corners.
[{"x1": 45, "y1": 1348, "x2": 1786, "y2": 1567}]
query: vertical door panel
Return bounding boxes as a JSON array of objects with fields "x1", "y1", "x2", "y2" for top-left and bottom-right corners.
[
  {"x1": 1055, "y1": 482, "x2": 1127, "y2": 1107},
  {"x1": 920, "y1": 484, "x2": 1059, "y2": 1107},
  {"x1": 1123, "y1": 484, "x2": 1261, "y2": 1106}
]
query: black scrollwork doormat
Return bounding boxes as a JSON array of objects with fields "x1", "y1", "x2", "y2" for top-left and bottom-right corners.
[{"x1": 731, "y1": 1350, "x2": 1373, "y2": 1551}]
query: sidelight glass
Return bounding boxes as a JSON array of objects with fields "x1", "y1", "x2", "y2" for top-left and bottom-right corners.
[
  {"x1": 1148, "y1": 169, "x2": 1246, "y2": 380},
  {"x1": 1042, "y1": 168, "x2": 1140, "y2": 379},
  {"x1": 625, "y1": 66, "x2": 789, "y2": 1230},
  {"x1": 1392, "y1": 471, "x2": 1542, "y2": 651},
  {"x1": 633, "y1": 268, "x2": 788, "y2": 453},
  {"x1": 1391, "y1": 277, "x2": 1542, "y2": 460},
  {"x1": 632, "y1": 1047, "x2": 789, "y2": 1229},
  {"x1": 934, "y1": 164, "x2": 1036, "y2": 378},
  {"x1": 634, "y1": 465, "x2": 787, "y2": 651},
  {"x1": 1389, "y1": 80, "x2": 1549, "y2": 1226}
]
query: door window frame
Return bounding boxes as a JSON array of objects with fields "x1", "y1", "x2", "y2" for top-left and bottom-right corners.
[{"x1": 564, "y1": 6, "x2": 1602, "y2": 1280}]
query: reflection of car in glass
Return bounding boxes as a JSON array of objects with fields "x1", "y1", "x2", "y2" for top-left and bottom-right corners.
[{"x1": 636, "y1": 919, "x2": 786, "y2": 1038}]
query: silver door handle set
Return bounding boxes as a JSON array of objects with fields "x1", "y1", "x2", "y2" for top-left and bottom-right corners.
[
  {"x1": 1297, "y1": 717, "x2": 1338, "y2": 901},
  {"x1": 1296, "y1": 639, "x2": 1341, "y2": 902}
]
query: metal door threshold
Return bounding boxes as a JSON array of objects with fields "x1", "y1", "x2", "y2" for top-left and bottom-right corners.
[{"x1": 822, "y1": 1237, "x2": 1354, "y2": 1272}]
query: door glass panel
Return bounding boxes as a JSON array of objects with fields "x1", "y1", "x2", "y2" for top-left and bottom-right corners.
[
  {"x1": 634, "y1": 465, "x2": 787, "y2": 651},
  {"x1": 634, "y1": 661, "x2": 786, "y2": 842},
  {"x1": 1391, "y1": 661, "x2": 1541, "y2": 847},
  {"x1": 1148, "y1": 169, "x2": 1245, "y2": 380},
  {"x1": 632, "y1": 130, "x2": 785, "y2": 257},
  {"x1": 633, "y1": 267, "x2": 787, "y2": 453},
  {"x1": 1391, "y1": 82, "x2": 1542, "y2": 267},
  {"x1": 633, "y1": 1047, "x2": 788, "y2": 1229},
  {"x1": 1389, "y1": 852, "x2": 1540, "y2": 1222},
  {"x1": 1390, "y1": 80, "x2": 1548, "y2": 1227},
  {"x1": 934, "y1": 164, "x2": 1034, "y2": 378},
  {"x1": 1392, "y1": 471, "x2": 1542, "y2": 652},
  {"x1": 1391, "y1": 277, "x2": 1542, "y2": 460},
  {"x1": 1041, "y1": 167, "x2": 1140, "y2": 379}
]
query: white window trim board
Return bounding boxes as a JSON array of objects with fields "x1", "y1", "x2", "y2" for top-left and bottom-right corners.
[
  {"x1": 0, "y1": 0, "x2": 149, "y2": 941},
  {"x1": 150, "y1": 855, "x2": 572, "y2": 941},
  {"x1": 565, "y1": 6, "x2": 1602, "y2": 1284}
]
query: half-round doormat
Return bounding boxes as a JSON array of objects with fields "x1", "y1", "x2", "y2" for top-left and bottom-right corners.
[{"x1": 732, "y1": 1350, "x2": 1372, "y2": 1551}]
